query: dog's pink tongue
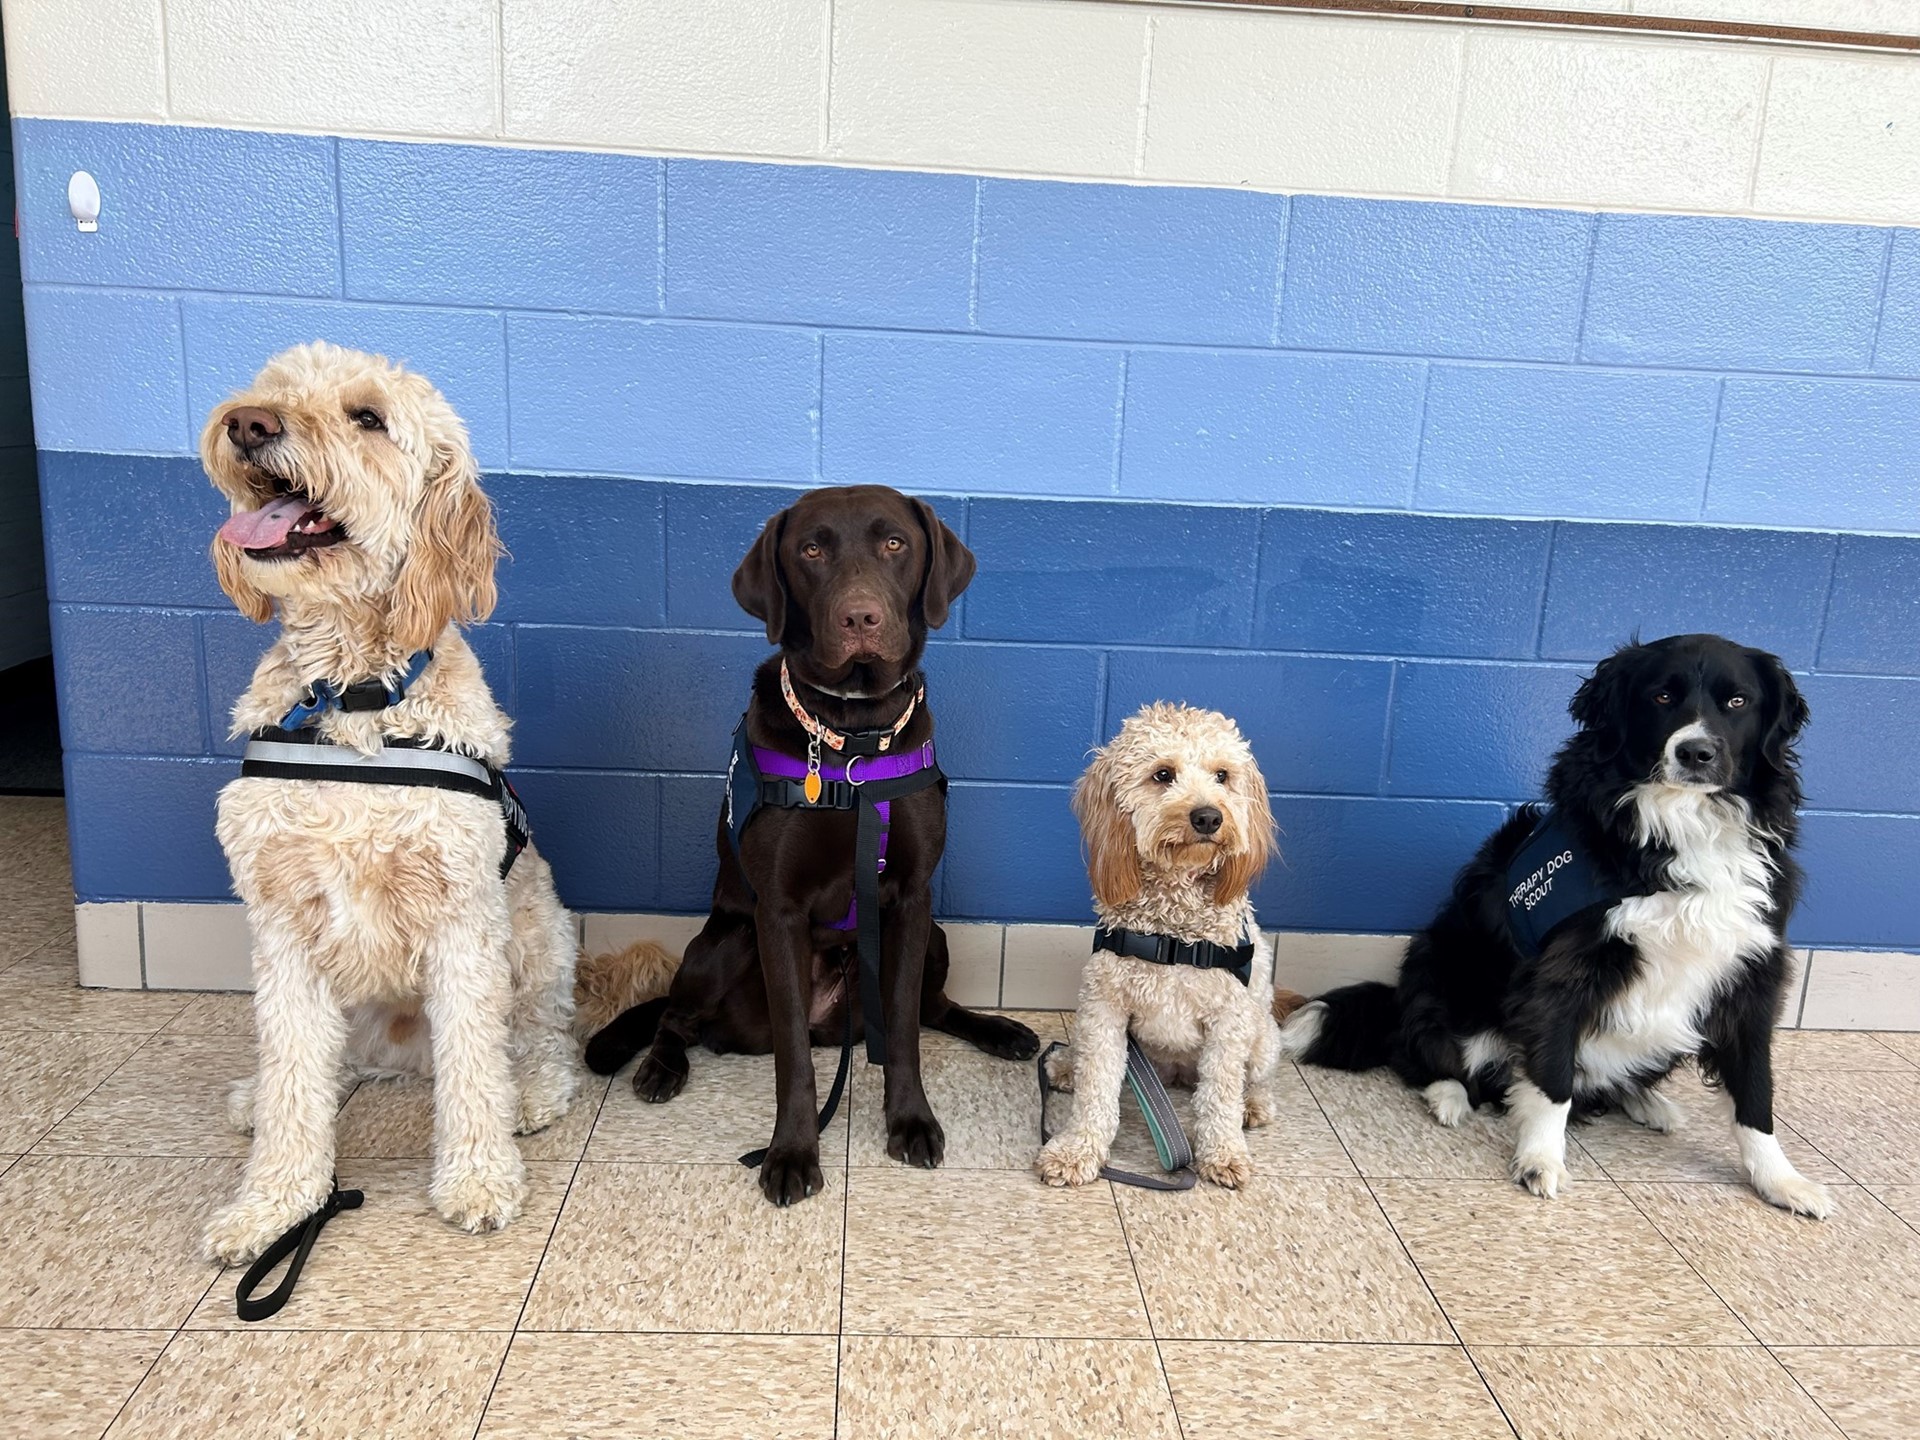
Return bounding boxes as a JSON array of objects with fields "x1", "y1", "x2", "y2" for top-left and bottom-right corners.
[{"x1": 217, "y1": 495, "x2": 309, "y2": 550}]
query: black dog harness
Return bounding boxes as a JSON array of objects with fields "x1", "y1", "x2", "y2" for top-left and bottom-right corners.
[
  {"x1": 1503, "y1": 807, "x2": 1624, "y2": 960},
  {"x1": 228, "y1": 649, "x2": 533, "y2": 1319},
  {"x1": 1092, "y1": 926, "x2": 1257, "y2": 987}
]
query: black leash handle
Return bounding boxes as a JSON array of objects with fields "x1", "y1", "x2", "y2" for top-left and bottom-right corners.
[
  {"x1": 234, "y1": 1177, "x2": 363, "y2": 1321},
  {"x1": 1037, "y1": 1041, "x2": 1198, "y2": 1192},
  {"x1": 740, "y1": 967, "x2": 857, "y2": 1169}
]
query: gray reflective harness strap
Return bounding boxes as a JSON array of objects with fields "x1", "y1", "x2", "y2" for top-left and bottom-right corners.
[{"x1": 1037, "y1": 1039, "x2": 1197, "y2": 1191}]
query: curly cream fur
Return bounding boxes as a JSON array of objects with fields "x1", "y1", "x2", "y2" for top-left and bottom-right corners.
[
  {"x1": 573, "y1": 939, "x2": 683, "y2": 1038},
  {"x1": 202, "y1": 344, "x2": 578, "y2": 1264},
  {"x1": 1037, "y1": 703, "x2": 1285, "y2": 1190}
]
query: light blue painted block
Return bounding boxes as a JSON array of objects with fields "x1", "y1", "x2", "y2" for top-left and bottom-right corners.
[
  {"x1": 26, "y1": 289, "x2": 188, "y2": 454},
  {"x1": 1874, "y1": 230, "x2": 1920, "y2": 377},
  {"x1": 1709, "y1": 379, "x2": 1920, "y2": 534}
]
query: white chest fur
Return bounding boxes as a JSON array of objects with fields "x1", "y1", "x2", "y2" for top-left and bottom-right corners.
[{"x1": 1576, "y1": 785, "x2": 1778, "y2": 1091}]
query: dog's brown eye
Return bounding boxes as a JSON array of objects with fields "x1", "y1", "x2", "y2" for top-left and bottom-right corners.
[
  {"x1": 1654, "y1": 691, "x2": 1673, "y2": 705},
  {"x1": 885, "y1": 536, "x2": 905, "y2": 552},
  {"x1": 1152, "y1": 767, "x2": 1174, "y2": 785},
  {"x1": 350, "y1": 408, "x2": 384, "y2": 431},
  {"x1": 801, "y1": 542, "x2": 823, "y2": 561},
  {"x1": 1726, "y1": 695, "x2": 1747, "y2": 709}
]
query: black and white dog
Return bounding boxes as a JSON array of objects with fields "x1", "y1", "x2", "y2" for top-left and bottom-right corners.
[{"x1": 1281, "y1": 633, "x2": 1830, "y2": 1218}]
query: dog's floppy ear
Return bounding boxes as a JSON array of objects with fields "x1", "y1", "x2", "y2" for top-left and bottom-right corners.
[
  {"x1": 391, "y1": 434, "x2": 501, "y2": 652},
  {"x1": 210, "y1": 535, "x2": 274, "y2": 623},
  {"x1": 732, "y1": 509, "x2": 790, "y2": 646},
  {"x1": 1073, "y1": 751, "x2": 1142, "y2": 910},
  {"x1": 910, "y1": 497, "x2": 975, "y2": 631},
  {"x1": 1568, "y1": 642, "x2": 1643, "y2": 760},
  {"x1": 1214, "y1": 770, "x2": 1278, "y2": 907},
  {"x1": 1756, "y1": 651, "x2": 1809, "y2": 773}
]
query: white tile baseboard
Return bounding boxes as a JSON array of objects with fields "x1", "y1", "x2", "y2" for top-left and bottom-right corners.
[{"x1": 56, "y1": 903, "x2": 1920, "y2": 1031}]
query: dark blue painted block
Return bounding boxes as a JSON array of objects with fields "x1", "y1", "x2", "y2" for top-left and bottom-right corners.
[
  {"x1": 1279, "y1": 197, "x2": 1589, "y2": 361},
  {"x1": 508, "y1": 316, "x2": 818, "y2": 481},
  {"x1": 1541, "y1": 523, "x2": 1834, "y2": 667},
  {"x1": 17, "y1": 120, "x2": 338, "y2": 295},
  {"x1": 663, "y1": 481, "x2": 812, "y2": 630},
  {"x1": 341, "y1": 140, "x2": 660, "y2": 314},
  {"x1": 659, "y1": 773, "x2": 726, "y2": 912},
  {"x1": 491, "y1": 476, "x2": 666, "y2": 626},
  {"x1": 1254, "y1": 796, "x2": 1506, "y2": 932},
  {"x1": 1583, "y1": 214, "x2": 1885, "y2": 371},
  {"x1": 512, "y1": 627, "x2": 765, "y2": 771},
  {"x1": 39, "y1": 453, "x2": 229, "y2": 608},
  {"x1": 1798, "y1": 676, "x2": 1920, "y2": 815},
  {"x1": 822, "y1": 334, "x2": 1120, "y2": 497},
  {"x1": 1875, "y1": 230, "x2": 1920, "y2": 377},
  {"x1": 26, "y1": 288, "x2": 187, "y2": 454},
  {"x1": 1386, "y1": 662, "x2": 1581, "y2": 801},
  {"x1": 976, "y1": 180, "x2": 1285, "y2": 345},
  {"x1": 509, "y1": 769, "x2": 658, "y2": 912},
  {"x1": 1709, "y1": 379, "x2": 1920, "y2": 533},
  {"x1": 1104, "y1": 651, "x2": 1392, "y2": 796},
  {"x1": 51, "y1": 606, "x2": 205, "y2": 755},
  {"x1": 1257, "y1": 509, "x2": 1551, "y2": 659},
  {"x1": 942, "y1": 782, "x2": 1085, "y2": 922},
  {"x1": 667, "y1": 161, "x2": 973, "y2": 330},
  {"x1": 1417, "y1": 366, "x2": 1719, "y2": 520},
  {"x1": 965, "y1": 498, "x2": 1261, "y2": 647},
  {"x1": 200, "y1": 611, "x2": 273, "y2": 757},
  {"x1": 65, "y1": 755, "x2": 233, "y2": 901},
  {"x1": 1819, "y1": 535, "x2": 1920, "y2": 677},
  {"x1": 1119, "y1": 349, "x2": 1425, "y2": 507},
  {"x1": 920, "y1": 642, "x2": 1101, "y2": 783},
  {"x1": 182, "y1": 297, "x2": 510, "y2": 469},
  {"x1": 1795, "y1": 813, "x2": 1920, "y2": 948}
]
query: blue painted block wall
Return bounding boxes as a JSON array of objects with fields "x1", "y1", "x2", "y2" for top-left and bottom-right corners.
[{"x1": 16, "y1": 121, "x2": 1920, "y2": 948}]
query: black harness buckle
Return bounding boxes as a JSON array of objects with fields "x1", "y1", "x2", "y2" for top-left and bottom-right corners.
[{"x1": 336, "y1": 678, "x2": 399, "y2": 713}]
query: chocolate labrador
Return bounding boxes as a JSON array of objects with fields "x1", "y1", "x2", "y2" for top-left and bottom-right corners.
[{"x1": 587, "y1": 485, "x2": 1038, "y2": 1205}]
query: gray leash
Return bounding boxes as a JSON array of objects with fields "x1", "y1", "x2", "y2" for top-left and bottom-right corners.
[{"x1": 1038, "y1": 1038, "x2": 1197, "y2": 1191}]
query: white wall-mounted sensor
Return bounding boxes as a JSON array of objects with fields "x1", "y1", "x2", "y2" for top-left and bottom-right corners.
[{"x1": 68, "y1": 171, "x2": 100, "y2": 232}]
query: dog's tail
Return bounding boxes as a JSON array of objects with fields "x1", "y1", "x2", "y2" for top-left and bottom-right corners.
[
  {"x1": 1276, "y1": 980, "x2": 1399, "y2": 1072},
  {"x1": 574, "y1": 938, "x2": 681, "y2": 1074}
]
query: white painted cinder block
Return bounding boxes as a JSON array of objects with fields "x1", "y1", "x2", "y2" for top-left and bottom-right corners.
[
  {"x1": 168, "y1": 0, "x2": 501, "y2": 138},
  {"x1": 1754, "y1": 52, "x2": 1920, "y2": 224},
  {"x1": 142, "y1": 902, "x2": 252, "y2": 990},
  {"x1": 827, "y1": 0, "x2": 1145, "y2": 176},
  {"x1": 73, "y1": 901, "x2": 142, "y2": 988},
  {"x1": 1271, "y1": 932, "x2": 1407, "y2": 998},
  {"x1": 504, "y1": 0, "x2": 826, "y2": 156},
  {"x1": 580, "y1": 911, "x2": 704, "y2": 961},
  {"x1": 1001, "y1": 923, "x2": 1094, "y2": 1010},
  {"x1": 1801, "y1": 950, "x2": 1920, "y2": 1030},
  {"x1": 1144, "y1": 11, "x2": 1463, "y2": 196},
  {"x1": 1, "y1": 0, "x2": 166, "y2": 120},
  {"x1": 1451, "y1": 31, "x2": 1769, "y2": 212}
]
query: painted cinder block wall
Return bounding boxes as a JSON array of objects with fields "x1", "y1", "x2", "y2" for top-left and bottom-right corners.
[{"x1": 7, "y1": 1, "x2": 1919, "y2": 1002}]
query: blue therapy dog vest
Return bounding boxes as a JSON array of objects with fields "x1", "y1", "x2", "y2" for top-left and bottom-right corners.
[{"x1": 1503, "y1": 808, "x2": 1624, "y2": 960}]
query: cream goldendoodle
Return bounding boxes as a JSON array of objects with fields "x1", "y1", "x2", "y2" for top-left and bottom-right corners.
[
  {"x1": 201, "y1": 343, "x2": 579, "y2": 1263},
  {"x1": 1037, "y1": 703, "x2": 1284, "y2": 1190}
]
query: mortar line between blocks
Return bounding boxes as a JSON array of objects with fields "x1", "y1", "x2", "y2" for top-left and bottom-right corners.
[
  {"x1": 1743, "y1": 56, "x2": 1777, "y2": 215},
  {"x1": 1868, "y1": 227, "x2": 1898, "y2": 371},
  {"x1": 1809, "y1": 536, "x2": 1843, "y2": 672},
  {"x1": 1697, "y1": 378, "x2": 1728, "y2": 522}
]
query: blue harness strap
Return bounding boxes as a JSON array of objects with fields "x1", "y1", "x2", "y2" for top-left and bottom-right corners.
[
  {"x1": 1503, "y1": 808, "x2": 1622, "y2": 959},
  {"x1": 277, "y1": 649, "x2": 433, "y2": 730}
]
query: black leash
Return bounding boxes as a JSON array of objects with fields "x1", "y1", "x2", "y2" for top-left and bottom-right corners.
[
  {"x1": 740, "y1": 963, "x2": 857, "y2": 1169},
  {"x1": 234, "y1": 1176, "x2": 363, "y2": 1321},
  {"x1": 1037, "y1": 1040, "x2": 1197, "y2": 1192}
]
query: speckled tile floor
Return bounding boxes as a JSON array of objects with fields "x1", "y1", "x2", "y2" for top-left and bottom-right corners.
[{"x1": 5, "y1": 795, "x2": 1920, "y2": 1438}]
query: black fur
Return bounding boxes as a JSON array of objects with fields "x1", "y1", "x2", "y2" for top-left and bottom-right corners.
[{"x1": 1295, "y1": 634, "x2": 1807, "y2": 1141}]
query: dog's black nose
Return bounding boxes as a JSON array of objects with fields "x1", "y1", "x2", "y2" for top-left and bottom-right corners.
[
  {"x1": 837, "y1": 594, "x2": 884, "y2": 632},
  {"x1": 225, "y1": 406, "x2": 283, "y2": 451},
  {"x1": 1190, "y1": 806, "x2": 1223, "y2": 836},
  {"x1": 1676, "y1": 735, "x2": 1721, "y2": 768}
]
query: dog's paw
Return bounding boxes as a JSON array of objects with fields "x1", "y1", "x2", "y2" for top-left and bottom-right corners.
[
  {"x1": 1243, "y1": 1089, "x2": 1276, "y2": 1130},
  {"x1": 1195, "y1": 1145, "x2": 1254, "y2": 1190},
  {"x1": 887, "y1": 1111, "x2": 946, "y2": 1170},
  {"x1": 224, "y1": 1076, "x2": 257, "y2": 1136},
  {"x1": 1756, "y1": 1170, "x2": 1833, "y2": 1220},
  {"x1": 1622, "y1": 1087, "x2": 1685, "y2": 1134},
  {"x1": 515, "y1": 1066, "x2": 579, "y2": 1136},
  {"x1": 973, "y1": 1015, "x2": 1040, "y2": 1062},
  {"x1": 633, "y1": 1051, "x2": 688, "y2": 1104},
  {"x1": 1035, "y1": 1134, "x2": 1104, "y2": 1187},
  {"x1": 203, "y1": 1191, "x2": 325, "y2": 1265},
  {"x1": 1042, "y1": 1045, "x2": 1075, "y2": 1093},
  {"x1": 1511, "y1": 1151, "x2": 1570, "y2": 1200},
  {"x1": 758, "y1": 1146, "x2": 825, "y2": 1207},
  {"x1": 432, "y1": 1159, "x2": 527, "y2": 1234},
  {"x1": 1423, "y1": 1079, "x2": 1472, "y2": 1129}
]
